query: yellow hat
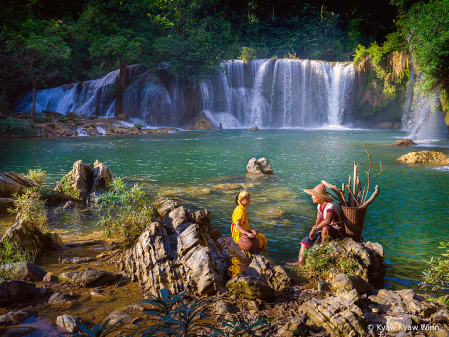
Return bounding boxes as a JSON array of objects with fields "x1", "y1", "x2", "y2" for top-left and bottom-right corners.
[{"x1": 238, "y1": 190, "x2": 249, "y2": 200}]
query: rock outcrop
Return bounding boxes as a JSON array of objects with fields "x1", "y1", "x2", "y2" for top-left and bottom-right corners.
[
  {"x1": 323, "y1": 238, "x2": 386, "y2": 289},
  {"x1": 56, "y1": 314, "x2": 85, "y2": 333},
  {"x1": 122, "y1": 206, "x2": 229, "y2": 296},
  {"x1": 0, "y1": 262, "x2": 47, "y2": 281},
  {"x1": 226, "y1": 255, "x2": 293, "y2": 300},
  {"x1": 392, "y1": 139, "x2": 415, "y2": 146},
  {"x1": 55, "y1": 160, "x2": 114, "y2": 201},
  {"x1": 0, "y1": 171, "x2": 39, "y2": 198},
  {"x1": 246, "y1": 158, "x2": 274, "y2": 175},
  {"x1": 184, "y1": 112, "x2": 220, "y2": 130},
  {"x1": 397, "y1": 151, "x2": 449, "y2": 164},
  {"x1": 0, "y1": 214, "x2": 62, "y2": 255}
]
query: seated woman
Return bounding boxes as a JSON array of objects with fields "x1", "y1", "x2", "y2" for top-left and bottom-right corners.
[
  {"x1": 287, "y1": 183, "x2": 343, "y2": 267},
  {"x1": 231, "y1": 190, "x2": 267, "y2": 250}
]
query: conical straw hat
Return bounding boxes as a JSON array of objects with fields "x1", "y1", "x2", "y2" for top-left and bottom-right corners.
[{"x1": 303, "y1": 183, "x2": 333, "y2": 202}]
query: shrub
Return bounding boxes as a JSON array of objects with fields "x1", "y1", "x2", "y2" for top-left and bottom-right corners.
[
  {"x1": 57, "y1": 116, "x2": 67, "y2": 122},
  {"x1": 95, "y1": 178, "x2": 153, "y2": 248},
  {"x1": 0, "y1": 118, "x2": 37, "y2": 137},
  {"x1": 8, "y1": 188, "x2": 48, "y2": 232},
  {"x1": 24, "y1": 168, "x2": 47, "y2": 185},
  {"x1": 0, "y1": 236, "x2": 36, "y2": 281},
  {"x1": 56, "y1": 173, "x2": 79, "y2": 199},
  {"x1": 134, "y1": 122, "x2": 145, "y2": 130},
  {"x1": 421, "y1": 241, "x2": 449, "y2": 291},
  {"x1": 239, "y1": 47, "x2": 257, "y2": 64}
]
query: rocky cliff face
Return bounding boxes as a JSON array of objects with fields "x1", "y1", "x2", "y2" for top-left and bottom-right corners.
[{"x1": 349, "y1": 51, "x2": 411, "y2": 127}]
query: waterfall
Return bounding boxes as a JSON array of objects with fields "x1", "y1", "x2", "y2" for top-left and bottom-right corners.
[
  {"x1": 402, "y1": 70, "x2": 448, "y2": 140},
  {"x1": 16, "y1": 60, "x2": 356, "y2": 129}
]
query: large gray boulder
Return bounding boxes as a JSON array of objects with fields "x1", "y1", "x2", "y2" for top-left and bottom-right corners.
[
  {"x1": 0, "y1": 262, "x2": 47, "y2": 281},
  {"x1": 104, "y1": 310, "x2": 133, "y2": 325},
  {"x1": 122, "y1": 207, "x2": 228, "y2": 296},
  {"x1": 0, "y1": 280, "x2": 39, "y2": 306},
  {"x1": 331, "y1": 274, "x2": 373, "y2": 295},
  {"x1": 246, "y1": 158, "x2": 273, "y2": 175},
  {"x1": 369, "y1": 289, "x2": 435, "y2": 317},
  {"x1": 92, "y1": 160, "x2": 114, "y2": 193},
  {"x1": 0, "y1": 310, "x2": 35, "y2": 326}
]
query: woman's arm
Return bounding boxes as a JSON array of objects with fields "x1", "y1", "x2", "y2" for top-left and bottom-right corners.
[
  {"x1": 235, "y1": 219, "x2": 255, "y2": 238},
  {"x1": 314, "y1": 213, "x2": 333, "y2": 230}
]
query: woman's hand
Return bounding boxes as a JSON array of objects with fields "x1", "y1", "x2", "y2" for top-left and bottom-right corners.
[
  {"x1": 309, "y1": 228, "x2": 316, "y2": 240},
  {"x1": 246, "y1": 232, "x2": 256, "y2": 239},
  {"x1": 251, "y1": 229, "x2": 259, "y2": 235}
]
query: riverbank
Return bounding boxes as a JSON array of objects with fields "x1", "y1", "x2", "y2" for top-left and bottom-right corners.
[{"x1": 0, "y1": 113, "x2": 177, "y2": 139}]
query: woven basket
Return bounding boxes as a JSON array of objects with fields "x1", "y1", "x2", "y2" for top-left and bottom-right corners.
[{"x1": 341, "y1": 206, "x2": 368, "y2": 242}]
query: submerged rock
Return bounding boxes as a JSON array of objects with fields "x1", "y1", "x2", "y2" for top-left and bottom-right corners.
[
  {"x1": 246, "y1": 158, "x2": 273, "y2": 175},
  {"x1": 48, "y1": 293, "x2": 74, "y2": 305},
  {"x1": 0, "y1": 262, "x2": 47, "y2": 281},
  {"x1": 0, "y1": 310, "x2": 35, "y2": 326},
  {"x1": 0, "y1": 280, "x2": 39, "y2": 306},
  {"x1": 62, "y1": 257, "x2": 97, "y2": 264},
  {"x1": 123, "y1": 207, "x2": 228, "y2": 296},
  {"x1": 397, "y1": 151, "x2": 449, "y2": 164},
  {"x1": 104, "y1": 310, "x2": 133, "y2": 325},
  {"x1": 392, "y1": 139, "x2": 415, "y2": 146},
  {"x1": 58, "y1": 268, "x2": 122, "y2": 287}
]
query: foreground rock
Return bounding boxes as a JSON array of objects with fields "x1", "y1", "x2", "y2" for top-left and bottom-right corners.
[
  {"x1": 392, "y1": 139, "x2": 416, "y2": 146},
  {"x1": 55, "y1": 160, "x2": 114, "y2": 201},
  {"x1": 122, "y1": 206, "x2": 228, "y2": 295},
  {"x1": 226, "y1": 255, "x2": 293, "y2": 300},
  {"x1": 0, "y1": 280, "x2": 39, "y2": 306},
  {"x1": 0, "y1": 214, "x2": 62, "y2": 255},
  {"x1": 0, "y1": 262, "x2": 47, "y2": 281},
  {"x1": 324, "y1": 238, "x2": 386, "y2": 289},
  {"x1": 397, "y1": 151, "x2": 449, "y2": 164},
  {"x1": 104, "y1": 310, "x2": 133, "y2": 325},
  {"x1": 246, "y1": 158, "x2": 274, "y2": 175},
  {"x1": 58, "y1": 268, "x2": 122, "y2": 287},
  {"x1": 0, "y1": 310, "x2": 36, "y2": 326},
  {"x1": 56, "y1": 314, "x2": 85, "y2": 333},
  {"x1": 184, "y1": 112, "x2": 220, "y2": 130}
]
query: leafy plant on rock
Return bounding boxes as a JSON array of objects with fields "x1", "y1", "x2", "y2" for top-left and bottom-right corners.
[
  {"x1": 0, "y1": 236, "x2": 36, "y2": 281},
  {"x1": 24, "y1": 168, "x2": 47, "y2": 185},
  {"x1": 8, "y1": 188, "x2": 48, "y2": 232},
  {"x1": 421, "y1": 241, "x2": 449, "y2": 291},
  {"x1": 95, "y1": 178, "x2": 153, "y2": 248},
  {"x1": 56, "y1": 173, "x2": 79, "y2": 199}
]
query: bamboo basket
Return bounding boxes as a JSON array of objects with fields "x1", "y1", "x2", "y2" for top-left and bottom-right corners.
[{"x1": 340, "y1": 206, "x2": 368, "y2": 242}]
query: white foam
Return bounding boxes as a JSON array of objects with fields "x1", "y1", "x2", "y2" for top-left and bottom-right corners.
[{"x1": 76, "y1": 127, "x2": 89, "y2": 136}]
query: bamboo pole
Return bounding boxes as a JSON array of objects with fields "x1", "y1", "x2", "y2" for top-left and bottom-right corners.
[{"x1": 353, "y1": 162, "x2": 358, "y2": 201}]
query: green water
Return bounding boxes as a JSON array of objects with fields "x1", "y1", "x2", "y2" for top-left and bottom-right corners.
[{"x1": 1, "y1": 129, "x2": 449, "y2": 290}]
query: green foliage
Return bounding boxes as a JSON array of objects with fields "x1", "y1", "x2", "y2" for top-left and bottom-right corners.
[
  {"x1": 134, "y1": 122, "x2": 145, "y2": 130},
  {"x1": 421, "y1": 242, "x2": 449, "y2": 291},
  {"x1": 300, "y1": 241, "x2": 359, "y2": 278},
  {"x1": 24, "y1": 168, "x2": 47, "y2": 185},
  {"x1": 64, "y1": 318, "x2": 140, "y2": 337},
  {"x1": 0, "y1": 236, "x2": 36, "y2": 281},
  {"x1": 239, "y1": 47, "x2": 257, "y2": 64},
  {"x1": 0, "y1": 118, "x2": 37, "y2": 137},
  {"x1": 426, "y1": 296, "x2": 449, "y2": 308},
  {"x1": 8, "y1": 188, "x2": 48, "y2": 233},
  {"x1": 212, "y1": 318, "x2": 271, "y2": 337},
  {"x1": 95, "y1": 178, "x2": 153, "y2": 248},
  {"x1": 406, "y1": 0, "x2": 449, "y2": 92},
  {"x1": 57, "y1": 116, "x2": 67, "y2": 122},
  {"x1": 56, "y1": 173, "x2": 79, "y2": 199}
]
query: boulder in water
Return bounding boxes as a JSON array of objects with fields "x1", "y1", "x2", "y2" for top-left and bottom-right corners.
[
  {"x1": 0, "y1": 280, "x2": 39, "y2": 306},
  {"x1": 92, "y1": 160, "x2": 114, "y2": 193},
  {"x1": 0, "y1": 262, "x2": 47, "y2": 281},
  {"x1": 249, "y1": 126, "x2": 259, "y2": 131},
  {"x1": 392, "y1": 139, "x2": 415, "y2": 146},
  {"x1": 56, "y1": 314, "x2": 85, "y2": 333},
  {"x1": 183, "y1": 112, "x2": 220, "y2": 130},
  {"x1": 397, "y1": 151, "x2": 449, "y2": 164},
  {"x1": 246, "y1": 157, "x2": 273, "y2": 175},
  {"x1": 58, "y1": 268, "x2": 122, "y2": 287}
]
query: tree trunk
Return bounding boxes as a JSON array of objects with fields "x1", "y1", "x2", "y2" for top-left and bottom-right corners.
[
  {"x1": 114, "y1": 59, "x2": 128, "y2": 118},
  {"x1": 1, "y1": 62, "x2": 6, "y2": 116},
  {"x1": 31, "y1": 85, "x2": 36, "y2": 120}
]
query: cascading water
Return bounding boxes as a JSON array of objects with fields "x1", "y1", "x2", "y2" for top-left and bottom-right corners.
[
  {"x1": 16, "y1": 60, "x2": 356, "y2": 128},
  {"x1": 401, "y1": 70, "x2": 448, "y2": 140},
  {"x1": 201, "y1": 59, "x2": 356, "y2": 128}
]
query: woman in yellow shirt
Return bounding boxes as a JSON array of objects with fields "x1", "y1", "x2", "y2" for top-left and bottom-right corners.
[{"x1": 231, "y1": 190, "x2": 267, "y2": 250}]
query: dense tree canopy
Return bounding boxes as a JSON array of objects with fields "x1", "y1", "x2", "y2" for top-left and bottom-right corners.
[{"x1": 2, "y1": 0, "x2": 448, "y2": 116}]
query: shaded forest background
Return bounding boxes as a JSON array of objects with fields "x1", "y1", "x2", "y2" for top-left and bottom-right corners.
[{"x1": 1, "y1": 0, "x2": 448, "y2": 117}]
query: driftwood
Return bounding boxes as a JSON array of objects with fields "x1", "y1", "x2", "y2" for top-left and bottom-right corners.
[{"x1": 360, "y1": 185, "x2": 380, "y2": 208}]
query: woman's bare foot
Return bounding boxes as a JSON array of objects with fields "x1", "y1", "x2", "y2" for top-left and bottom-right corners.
[{"x1": 286, "y1": 261, "x2": 303, "y2": 267}]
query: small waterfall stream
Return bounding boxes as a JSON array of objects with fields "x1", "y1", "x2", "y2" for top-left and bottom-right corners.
[{"x1": 16, "y1": 60, "x2": 356, "y2": 129}]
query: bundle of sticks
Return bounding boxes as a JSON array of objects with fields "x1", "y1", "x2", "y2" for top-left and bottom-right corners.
[{"x1": 322, "y1": 146, "x2": 387, "y2": 209}]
